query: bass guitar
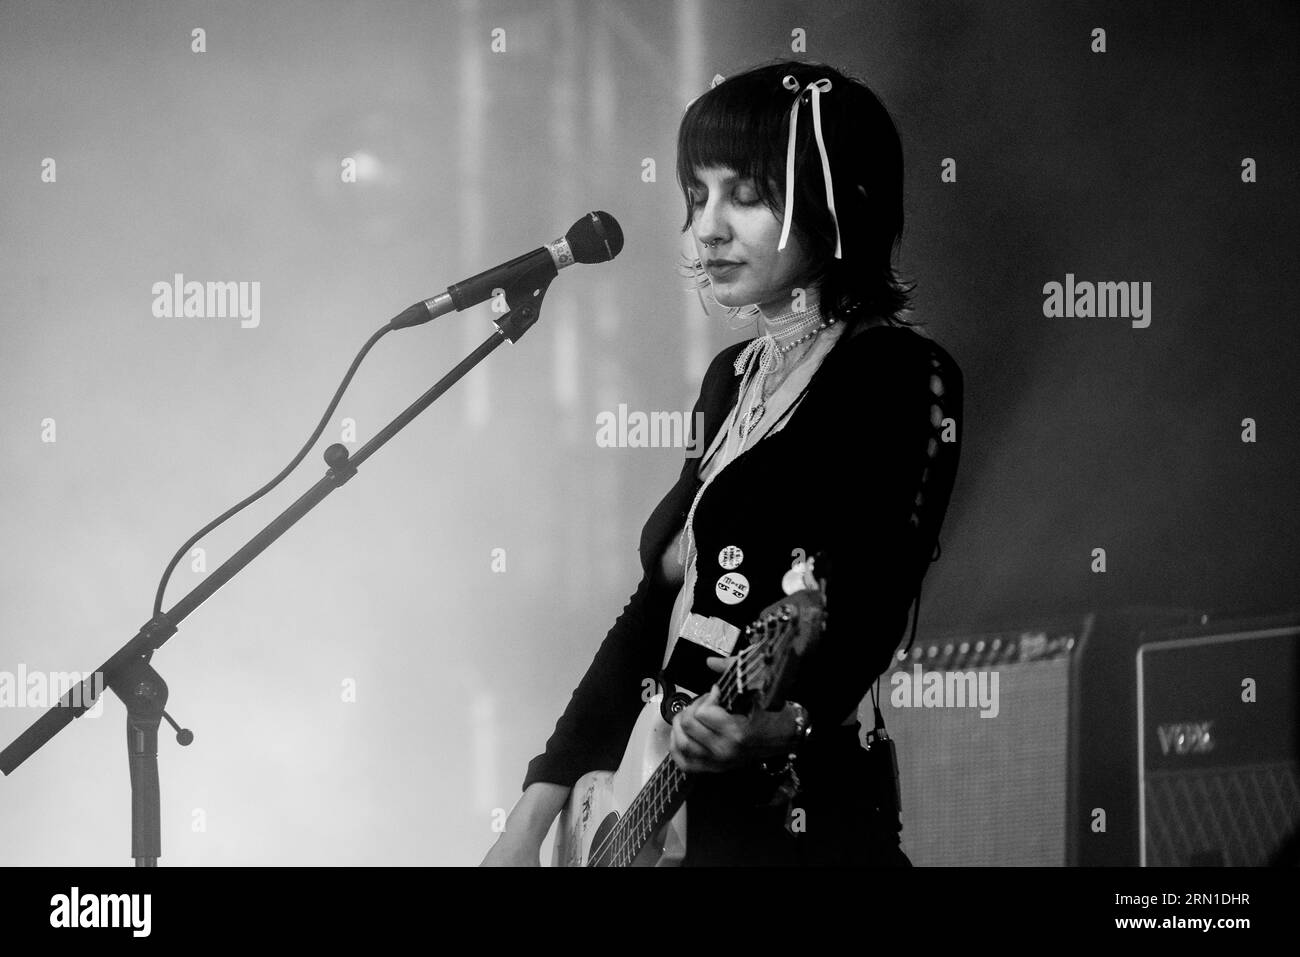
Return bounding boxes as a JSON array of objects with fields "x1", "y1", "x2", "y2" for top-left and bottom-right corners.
[{"x1": 552, "y1": 565, "x2": 828, "y2": 867}]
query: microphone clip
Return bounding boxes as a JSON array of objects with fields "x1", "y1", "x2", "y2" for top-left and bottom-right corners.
[{"x1": 492, "y1": 262, "x2": 557, "y2": 343}]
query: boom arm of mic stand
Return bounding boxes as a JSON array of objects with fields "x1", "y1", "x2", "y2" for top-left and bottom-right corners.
[{"x1": 0, "y1": 274, "x2": 555, "y2": 864}]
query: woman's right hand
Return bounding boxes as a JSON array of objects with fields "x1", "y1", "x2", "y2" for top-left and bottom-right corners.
[{"x1": 479, "y1": 834, "x2": 542, "y2": 867}]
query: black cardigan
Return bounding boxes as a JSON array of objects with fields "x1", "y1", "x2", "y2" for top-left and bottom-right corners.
[{"x1": 523, "y1": 321, "x2": 963, "y2": 861}]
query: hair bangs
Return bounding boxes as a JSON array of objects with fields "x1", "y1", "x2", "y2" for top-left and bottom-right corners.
[{"x1": 676, "y1": 84, "x2": 788, "y2": 230}]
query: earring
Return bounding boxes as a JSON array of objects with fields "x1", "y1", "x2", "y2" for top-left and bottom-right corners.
[{"x1": 677, "y1": 252, "x2": 710, "y2": 289}]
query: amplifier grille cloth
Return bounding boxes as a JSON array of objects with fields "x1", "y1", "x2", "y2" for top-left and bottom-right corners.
[
  {"x1": 1145, "y1": 761, "x2": 1300, "y2": 866},
  {"x1": 883, "y1": 658, "x2": 1070, "y2": 866}
]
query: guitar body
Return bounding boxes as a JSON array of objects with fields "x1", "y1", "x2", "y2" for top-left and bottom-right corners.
[
  {"x1": 550, "y1": 579, "x2": 827, "y2": 867},
  {"x1": 552, "y1": 694, "x2": 687, "y2": 867}
]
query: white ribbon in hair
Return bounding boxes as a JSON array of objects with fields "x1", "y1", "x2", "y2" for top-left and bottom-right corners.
[{"x1": 777, "y1": 75, "x2": 842, "y2": 259}]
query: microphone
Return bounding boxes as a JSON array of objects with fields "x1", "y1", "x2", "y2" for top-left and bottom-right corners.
[{"x1": 388, "y1": 211, "x2": 624, "y2": 330}]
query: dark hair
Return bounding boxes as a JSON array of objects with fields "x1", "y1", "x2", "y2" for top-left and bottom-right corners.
[{"x1": 676, "y1": 59, "x2": 919, "y2": 327}]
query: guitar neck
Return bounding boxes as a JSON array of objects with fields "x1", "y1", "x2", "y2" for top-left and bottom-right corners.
[
  {"x1": 588, "y1": 753, "x2": 691, "y2": 867},
  {"x1": 588, "y1": 662, "x2": 757, "y2": 867},
  {"x1": 585, "y1": 586, "x2": 819, "y2": 866}
]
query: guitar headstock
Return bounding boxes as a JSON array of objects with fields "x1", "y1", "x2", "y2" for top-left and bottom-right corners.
[{"x1": 724, "y1": 554, "x2": 829, "y2": 714}]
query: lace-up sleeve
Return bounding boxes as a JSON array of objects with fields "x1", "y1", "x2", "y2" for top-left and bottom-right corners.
[{"x1": 792, "y1": 331, "x2": 963, "y2": 725}]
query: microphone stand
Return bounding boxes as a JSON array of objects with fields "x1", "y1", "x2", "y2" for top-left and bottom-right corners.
[{"x1": 0, "y1": 264, "x2": 556, "y2": 866}]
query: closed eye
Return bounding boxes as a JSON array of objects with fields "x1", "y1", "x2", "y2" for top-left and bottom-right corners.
[{"x1": 689, "y1": 183, "x2": 761, "y2": 208}]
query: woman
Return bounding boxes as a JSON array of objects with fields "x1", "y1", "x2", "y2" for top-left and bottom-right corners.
[{"x1": 483, "y1": 59, "x2": 962, "y2": 866}]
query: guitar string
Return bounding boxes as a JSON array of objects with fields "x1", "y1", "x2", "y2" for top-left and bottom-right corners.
[
  {"x1": 589, "y1": 653, "x2": 757, "y2": 867},
  {"x1": 589, "y1": 644, "x2": 769, "y2": 865},
  {"x1": 590, "y1": 627, "x2": 803, "y2": 865},
  {"x1": 587, "y1": 624, "x2": 802, "y2": 866},
  {"x1": 601, "y1": 649, "x2": 790, "y2": 866},
  {"x1": 597, "y1": 607, "x2": 810, "y2": 866}
]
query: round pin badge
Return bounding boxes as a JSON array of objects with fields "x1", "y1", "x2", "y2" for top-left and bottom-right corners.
[
  {"x1": 782, "y1": 566, "x2": 805, "y2": 596},
  {"x1": 715, "y1": 572, "x2": 750, "y2": 605},
  {"x1": 718, "y1": 545, "x2": 744, "y2": 570}
]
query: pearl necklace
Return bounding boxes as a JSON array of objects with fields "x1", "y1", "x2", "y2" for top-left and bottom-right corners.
[
  {"x1": 776, "y1": 317, "x2": 835, "y2": 356},
  {"x1": 735, "y1": 312, "x2": 837, "y2": 436}
]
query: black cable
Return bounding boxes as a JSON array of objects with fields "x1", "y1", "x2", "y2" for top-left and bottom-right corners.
[{"x1": 152, "y1": 324, "x2": 392, "y2": 617}]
